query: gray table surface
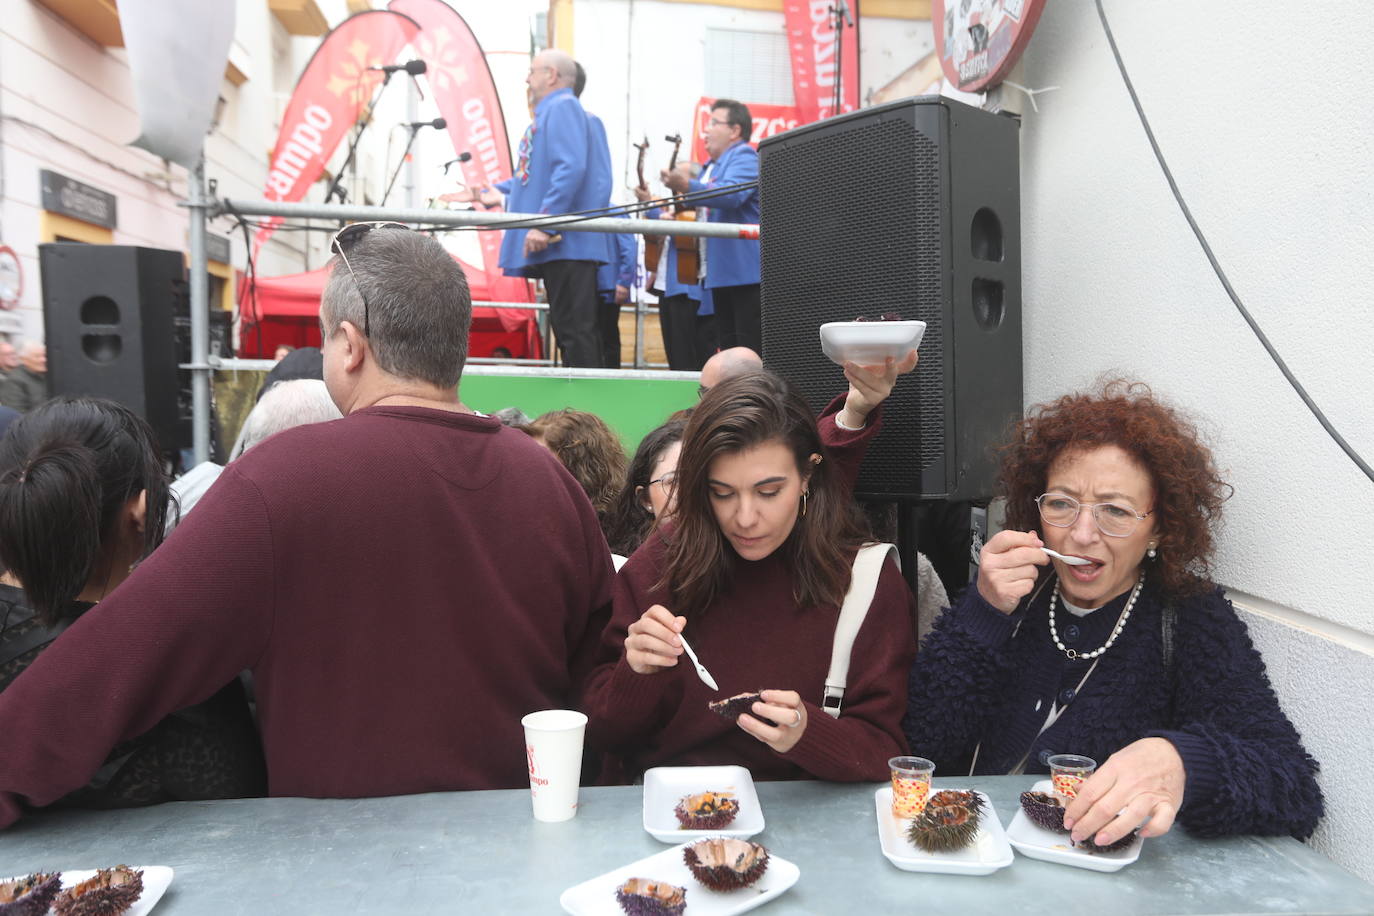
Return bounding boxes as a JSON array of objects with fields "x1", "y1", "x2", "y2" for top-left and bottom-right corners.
[{"x1": 0, "y1": 776, "x2": 1369, "y2": 915}]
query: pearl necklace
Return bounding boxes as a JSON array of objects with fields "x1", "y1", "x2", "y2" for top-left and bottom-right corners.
[{"x1": 1047, "y1": 569, "x2": 1144, "y2": 660}]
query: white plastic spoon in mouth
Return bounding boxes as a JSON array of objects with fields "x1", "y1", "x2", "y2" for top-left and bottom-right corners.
[{"x1": 1042, "y1": 547, "x2": 1093, "y2": 567}]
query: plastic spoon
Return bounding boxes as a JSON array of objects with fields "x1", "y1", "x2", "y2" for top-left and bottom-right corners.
[
  {"x1": 678, "y1": 635, "x2": 719, "y2": 691},
  {"x1": 1042, "y1": 547, "x2": 1092, "y2": 567}
]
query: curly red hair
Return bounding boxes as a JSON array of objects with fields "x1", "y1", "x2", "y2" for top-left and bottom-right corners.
[{"x1": 999, "y1": 380, "x2": 1232, "y2": 597}]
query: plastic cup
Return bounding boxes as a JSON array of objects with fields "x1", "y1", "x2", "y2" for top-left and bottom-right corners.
[
  {"x1": 888, "y1": 755, "x2": 935, "y2": 818},
  {"x1": 1048, "y1": 753, "x2": 1096, "y2": 801},
  {"x1": 521, "y1": 709, "x2": 588, "y2": 822}
]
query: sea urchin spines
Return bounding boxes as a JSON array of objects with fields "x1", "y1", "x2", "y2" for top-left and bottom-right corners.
[
  {"x1": 1074, "y1": 829, "x2": 1139, "y2": 854},
  {"x1": 674, "y1": 791, "x2": 740, "y2": 830},
  {"x1": 1019, "y1": 791, "x2": 1069, "y2": 834},
  {"x1": 52, "y1": 866, "x2": 144, "y2": 916},
  {"x1": 0, "y1": 872, "x2": 62, "y2": 916},
  {"x1": 906, "y1": 804, "x2": 980, "y2": 854},
  {"x1": 927, "y1": 789, "x2": 984, "y2": 816},
  {"x1": 614, "y1": 878, "x2": 687, "y2": 916},
  {"x1": 683, "y1": 838, "x2": 770, "y2": 891}
]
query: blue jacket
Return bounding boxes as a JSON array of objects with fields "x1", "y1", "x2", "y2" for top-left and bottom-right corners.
[
  {"x1": 904, "y1": 578, "x2": 1324, "y2": 839},
  {"x1": 498, "y1": 88, "x2": 608, "y2": 273},
  {"x1": 647, "y1": 207, "x2": 702, "y2": 300},
  {"x1": 688, "y1": 141, "x2": 760, "y2": 289},
  {"x1": 597, "y1": 233, "x2": 638, "y2": 298}
]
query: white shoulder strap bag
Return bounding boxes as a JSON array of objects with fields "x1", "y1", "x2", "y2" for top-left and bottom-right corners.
[{"x1": 821, "y1": 542, "x2": 898, "y2": 718}]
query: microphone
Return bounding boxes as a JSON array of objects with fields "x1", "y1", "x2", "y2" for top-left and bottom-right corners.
[
  {"x1": 442, "y1": 152, "x2": 473, "y2": 173},
  {"x1": 405, "y1": 118, "x2": 447, "y2": 131},
  {"x1": 370, "y1": 59, "x2": 427, "y2": 76},
  {"x1": 836, "y1": 0, "x2": 854, "y2": 27}
]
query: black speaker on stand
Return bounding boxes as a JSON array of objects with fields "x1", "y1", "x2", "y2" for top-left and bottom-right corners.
[{"x1": 758, "y1": 95, "x2": 1023, "y2": 593}]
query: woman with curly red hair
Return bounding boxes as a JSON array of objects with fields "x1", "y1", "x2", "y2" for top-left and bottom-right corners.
[{"x1": 904, "y1": 380, "x2": 1322, "y2": 845}]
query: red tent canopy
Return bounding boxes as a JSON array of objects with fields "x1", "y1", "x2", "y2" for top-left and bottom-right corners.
[{"x1": 237, "y1": 256, "x2": 542, "y2": 360}]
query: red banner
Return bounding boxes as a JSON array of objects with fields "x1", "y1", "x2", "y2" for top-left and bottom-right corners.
[
  {"x1": 690, "y1": 99, "x2": 801, "y2": 164},
  {"x1": 782, "y1": 0, "x2": 859, "y2": 124},
  {"x1": 252, "y1": 10, "x2": 420, "y2": 257},
  {"x1": 388, "y1": 0, "x2": 530, "y2": 303}
]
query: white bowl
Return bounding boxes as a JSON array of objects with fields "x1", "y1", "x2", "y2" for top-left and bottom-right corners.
[{"x1": 819, "y1": 320, "x2": 926, "y2": 366}]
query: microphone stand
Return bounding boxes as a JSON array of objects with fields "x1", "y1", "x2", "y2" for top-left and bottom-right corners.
[
  {"x1": 381, "y1": 123, "x2": 424, "y2": 207},
  {"x1": 829, "y1": 0, "x2": 852, "y2": 118},
  {"x1": 324, "y1": 69, "x2": 396, "y2": 206}
]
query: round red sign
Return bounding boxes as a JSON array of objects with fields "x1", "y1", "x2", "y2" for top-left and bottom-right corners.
[{"x1": 933, "y1": 0, "x2": 1049, "y2": 93}]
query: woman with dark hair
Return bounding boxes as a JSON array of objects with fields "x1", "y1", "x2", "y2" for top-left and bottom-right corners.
[
  {"x1": 604, "y1": 417, "x2": 688, "y2": 557},
  {"x1": 524, "y1": 408, "x2": 626, "y2": 542},
  {"x1": 0, "y1": 397, "x2": 265, "y2": 808},
  {"x1": 584, "y1": 370, "x2": 916, "y2": 782},
  {"x1": 904, "y1": 381, "x2": 1322, "y2": 845}
]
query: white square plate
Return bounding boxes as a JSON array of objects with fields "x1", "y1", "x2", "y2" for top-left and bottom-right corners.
[
  {"x1": 1004, "y1": 780, "x2": 1143, "y2": 872},
  {"x1": 1, "y1": 866, "x2": 173, "y2": 915},
  {"x1": 819, "y1": 320, "x2": 926, "y2": 367},
  {"x1": 559, "y1": 841, "x2": 799, "y2": 915},
  {"x1": 642, "y1": 765, "x2": 764, "y2": 843},
  {"x1": 874, "y1": 787, "x2": 1013, "y2": 875}
]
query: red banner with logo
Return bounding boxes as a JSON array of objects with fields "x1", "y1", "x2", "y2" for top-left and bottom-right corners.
[
  {"x1": 388, "y1": 0, "x2": 530, "y2": 303},
  {"x1": 252, "y1": 10, "x2": 420, "y2": 258},
  {"x1": 782, "y1": 0, "x2": 859, "y2": 124},
  {"x1": 690, "y1": 99, "x2": 801, "y2": 164}
]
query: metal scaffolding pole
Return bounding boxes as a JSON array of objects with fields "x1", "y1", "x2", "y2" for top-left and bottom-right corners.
[
  {"x1": 187, "y1": 156, "x2": 212, "y2": 464},
  {"x1": 214, "y1": 198, "x2": 758, "y2": 239}
]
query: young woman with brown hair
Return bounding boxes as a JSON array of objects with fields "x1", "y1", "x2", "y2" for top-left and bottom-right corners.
[{"x1": 583, "y1": 370, "x2": 917, "y2": 782}]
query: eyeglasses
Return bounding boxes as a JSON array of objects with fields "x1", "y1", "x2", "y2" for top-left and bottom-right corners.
[
  {"x1": 708, "y1": 118, "x2": 730, "y2": 128},
  {"x1": 329, "y1": 221, "x2": 410, "y2": 336},
  {"x1": 1035, "y1": 493, "x2": 1152, "y2": 538},
  {"x1": 648, "y1": 471, "x2": 677, "y2": 492}
]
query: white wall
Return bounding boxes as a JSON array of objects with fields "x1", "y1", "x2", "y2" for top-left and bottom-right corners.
[{"x1": 1006, "y1": 0, "x2": 1374, "y2": 880}]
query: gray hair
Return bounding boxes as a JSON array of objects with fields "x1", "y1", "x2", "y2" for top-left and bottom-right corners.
[
  {"x1": 322, "y1": 229, "x2": 471, "y2": 389},
  {"x1": 492, "y1": 406, "x2": 532, "y2": 427},
  {"x1": 543, "y1": 49, "x2": 577, "y2": 86},
  {"x1": 230, "y1": 379, "x2": 342, "y2": 460}
]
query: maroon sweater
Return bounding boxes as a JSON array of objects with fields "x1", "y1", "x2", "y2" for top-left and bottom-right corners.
[
  {"x1": 0, "y1": 407, "x2": 612, "y2": 828},
  {"x1": 583, "y1": 400, "x2": 914, "y2": 782}
]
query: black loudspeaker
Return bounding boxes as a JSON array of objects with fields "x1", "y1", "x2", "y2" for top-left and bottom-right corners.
[
  {"x1": 39, "y1": 244, "x2": 186, "y2": 451},
  {"x1": 759, "y1": 96, "x2": 1022, "y2": 501}
]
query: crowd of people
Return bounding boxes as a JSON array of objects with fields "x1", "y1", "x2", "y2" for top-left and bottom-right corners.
[
  {"x1": 447, "y1": 49, "x2": 760, "y2": 370},
  {"x1": 0, "y1": 221, "x2": 1322, "y2": 849}
]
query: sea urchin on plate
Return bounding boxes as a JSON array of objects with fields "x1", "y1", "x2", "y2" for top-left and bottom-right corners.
[
  {"x1": 674, "y1": 791, "x2": 740, "y2": 830},
  {"x1": 927, "y1": 789, "x2": 985, "y2": 816},
  {"x1": 1074, "y1": 829, "x2": 1140, "y2": 854},
  {"x1": 52, "y1": 866, "x2": 144, "y2": 916},
  {"x1": 682, "y1": 837, "x2": 770, "y2": 891},
  {"x1": 1019, "y1": 790, "x2": 1069, "y2": 834},
  {"x1": 0, "y1": 872, "x2": 62, "y2": 916},
  {"x1": 614, "y1": 877, "x2": 687, "y2": 916},
  {"x1": 907, "y1": 804, "x2": 980, "y2": 854}
]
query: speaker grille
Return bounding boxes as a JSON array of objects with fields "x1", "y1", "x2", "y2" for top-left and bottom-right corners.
[{"x1": 761, "y1": 113, "x2": 946, "y2": 495}]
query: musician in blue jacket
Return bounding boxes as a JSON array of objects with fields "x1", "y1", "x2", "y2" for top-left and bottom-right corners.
[
  {"x1": 663, "y1": 99, "x2": 761, "y2": 354},
  {"x1": 474, "y1": 50, "x2": 606, "y2": 367}
]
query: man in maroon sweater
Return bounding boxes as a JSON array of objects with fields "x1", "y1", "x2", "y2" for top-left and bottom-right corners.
[{"x1": 0, "y1": 228, "x2": 613, "y2": 828}]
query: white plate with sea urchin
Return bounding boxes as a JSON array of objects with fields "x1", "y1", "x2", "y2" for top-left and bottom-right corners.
[
  {"x1": 559, "y1": 841, "x2": 798, "y2": 915},
  {"x1": 874, "y1": 787, "x2": 1013, "y2": 875},
  {"x1": 0, "y1": 866, "x2": 173, "y2": 915},
  {"x1": 642, "y1": 765, "x2": 764, "y2": 843},
  {"x1": 1005, "y1": 779, "x2": 1143, "y2": 872}
]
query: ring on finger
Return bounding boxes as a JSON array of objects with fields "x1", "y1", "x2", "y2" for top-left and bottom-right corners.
[{"x1": 787, "y1": 708, "x2": 803, "y2": 728}]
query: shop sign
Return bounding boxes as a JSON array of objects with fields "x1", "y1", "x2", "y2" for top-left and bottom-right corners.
[{"x1": 40, "y1": 170, "x2": 117, "y2": 229}]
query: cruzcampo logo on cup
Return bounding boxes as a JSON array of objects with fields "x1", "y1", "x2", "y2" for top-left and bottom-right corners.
[
  {"x1": 888, "y1": 755, "x2": 935, "y2": 819},
  {"x1": 1047, "y1": 754, "x2": 1097, "y2": 801}
]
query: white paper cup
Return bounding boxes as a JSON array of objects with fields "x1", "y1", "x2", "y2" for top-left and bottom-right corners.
[{"x1": 521, "y1": 709, "x2": 588, "y2": 822}]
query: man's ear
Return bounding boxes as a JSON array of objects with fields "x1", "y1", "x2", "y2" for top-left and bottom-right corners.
[{"x1": 338, "y1": 321, "x2": 368, "y2": 373}]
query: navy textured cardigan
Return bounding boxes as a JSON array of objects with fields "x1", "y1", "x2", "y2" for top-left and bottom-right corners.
[{"x1": 902, "y1": 575, "x2": 1324, "y2": 839}]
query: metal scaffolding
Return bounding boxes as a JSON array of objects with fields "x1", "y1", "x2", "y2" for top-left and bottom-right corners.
[{"x1": 181, "y1": 194, "x2": 758, "y2": 463}]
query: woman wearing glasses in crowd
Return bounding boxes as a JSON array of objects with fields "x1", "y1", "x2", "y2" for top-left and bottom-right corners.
[
  {"x1": 903, "y1": 381, "x2": 1323, "y2": 847},
  {"x1": 584, "y1": 364, "x2": 918, "y2": 784}
]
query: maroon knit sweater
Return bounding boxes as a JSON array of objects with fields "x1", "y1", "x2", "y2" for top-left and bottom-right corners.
[
  {"x1": 583, "y1": 399, "x2": 915, "y2": 782},
  {"x1": 0, "y1": 406, "x2": 613, "y2": 828}
]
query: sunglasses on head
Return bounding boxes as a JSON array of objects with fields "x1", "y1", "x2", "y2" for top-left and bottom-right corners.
[{"x1": 329, "y1": 221, "x2": 411, "y2": 336}]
